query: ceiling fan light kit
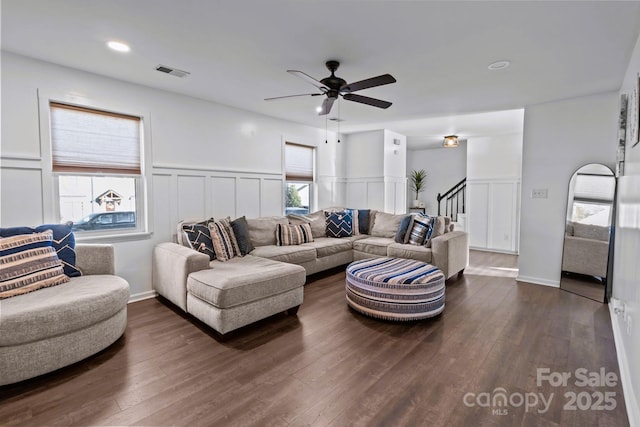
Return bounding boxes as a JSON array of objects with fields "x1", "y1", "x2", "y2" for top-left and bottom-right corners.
[{"x1": 265, "y1": 60, "x2": 396, "y2": 116}]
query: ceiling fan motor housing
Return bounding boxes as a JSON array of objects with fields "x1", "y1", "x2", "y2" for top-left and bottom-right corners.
[{"x1": 320, "y1": 61, "x2": 346, "y2": 97}]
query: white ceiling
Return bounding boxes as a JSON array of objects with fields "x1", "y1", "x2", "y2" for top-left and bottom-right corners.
[{"x1": 2, "y1": 1, "x2": 640, "y2": 149}]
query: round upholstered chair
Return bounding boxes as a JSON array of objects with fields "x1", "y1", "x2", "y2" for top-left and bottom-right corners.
[{"x1": 345, "y1": 257, "x2": 445, "y2": 321}]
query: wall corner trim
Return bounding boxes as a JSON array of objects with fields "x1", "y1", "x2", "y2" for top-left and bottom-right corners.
[
  {"x1": 128, "y1": 290, "x2": 157, "y2": 304},
  {"x1": 609, "y1": 304, "x2": 639, "y2": 427}
]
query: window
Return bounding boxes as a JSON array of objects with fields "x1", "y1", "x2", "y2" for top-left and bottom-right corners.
[
  {"x1": 285, "y1": 142, "x2": 314, "y2": 215},
  {"x1": 569, "y1": 173, "x2": 615, "y2": 226},
  {"x1": 50, "y1": 102, "x2": 144, "y2": 234}
]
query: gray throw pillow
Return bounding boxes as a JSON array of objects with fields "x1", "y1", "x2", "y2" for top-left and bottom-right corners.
[
  {"x1": 395, "y1": 215, "x2": 413, "y2": 243},
  {"x1": 231, "y1": 216, "x2": 254, "y2": 255}
]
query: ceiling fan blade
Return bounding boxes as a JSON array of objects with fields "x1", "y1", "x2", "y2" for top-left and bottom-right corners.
[
  {"x1": 287, "y1": 70, "x2": 329, "y2": 90},
  {"x1": 264, "y1": 93, "x2": 322, "y2": 101},
  {"x1": 340, "y1": 74, "x2": 396, "y2": 93},
  {"x1": 318, "y1": 97, "x2": 335, "y2": 115},
  {"x1": 343, "y1": 93, "x2": 392, "y2": 109}
]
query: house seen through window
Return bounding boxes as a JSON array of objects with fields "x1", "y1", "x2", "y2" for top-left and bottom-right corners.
[
  {"x1": 284, "y1": 142, "x2": 314, "y2": 215},
  {"x1": 50, "y1": 102, "x2": 143, "y2": 233}
]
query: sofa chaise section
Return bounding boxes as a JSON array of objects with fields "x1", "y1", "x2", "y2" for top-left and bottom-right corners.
[{"x1": 153, "y1": 242, "x2": 305, "y2": 335}]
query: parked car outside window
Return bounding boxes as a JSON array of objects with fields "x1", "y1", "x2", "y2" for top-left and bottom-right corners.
[{"x1": 72, "y1": 211, "x2": 136, "y2": 231}]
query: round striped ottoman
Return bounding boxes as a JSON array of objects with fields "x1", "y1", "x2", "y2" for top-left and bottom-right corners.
[{"x1": 346, "y1": 257, "x2": 445, "y2": 321}]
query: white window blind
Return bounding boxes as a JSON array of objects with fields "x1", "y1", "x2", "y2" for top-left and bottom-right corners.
[
  {"x1": 285, "y1": 142, "x2": 314, "y2": 182},
  {"x1": 574, "y1": 174, "x2": 615, "y2": 202},
  {"x1": 50, "y1": 102, "x2": 141, "y2": 174}
]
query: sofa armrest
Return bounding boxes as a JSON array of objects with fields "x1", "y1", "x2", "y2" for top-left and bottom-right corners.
[
  {"x1": 153, "y1": 242, "x2": 211, "y2": 311},
  {"x1": 431, "y1": 231, "x2": 469, "y2": 280},
  {"x1": 76, "y1": 244, "x2": 115, "y2": 275}
]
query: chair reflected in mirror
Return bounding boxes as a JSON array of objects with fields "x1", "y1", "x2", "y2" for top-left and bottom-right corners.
[{"x1": 560, "y1": 164, "x2": 616, "y2": 302}]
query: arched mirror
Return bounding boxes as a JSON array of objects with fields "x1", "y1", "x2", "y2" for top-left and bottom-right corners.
[{"x1": 560, "y1": 164, "x2": 616, "y2": 302}]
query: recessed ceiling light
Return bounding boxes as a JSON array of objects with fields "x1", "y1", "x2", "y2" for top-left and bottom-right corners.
[
  {"x1": 488, "y1": 60, "x2": 510, "y2": 71},
  {"x1": 107, "y1": 41, "x2": 130, "y2": 53},
  {"x1": 315, "y1": 106, "x2": 322, "y2": 113}
]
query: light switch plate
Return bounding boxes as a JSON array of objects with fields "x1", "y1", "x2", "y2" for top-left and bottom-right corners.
[{"x1": 531, "y1": 188, "x2": 548, "y2": 199}]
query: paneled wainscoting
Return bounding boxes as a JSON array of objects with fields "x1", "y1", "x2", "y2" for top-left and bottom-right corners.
[{"x1": 0, "y1": 251, "x2": 627, "y2": 426}]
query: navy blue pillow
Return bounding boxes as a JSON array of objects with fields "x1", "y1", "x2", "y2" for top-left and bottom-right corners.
[
  {"x1": 231, "y1": 216, "x2": 254, "y2": 255},
  {"x1": 394, "y1": 215, "x2": 413, "y2": 243},
  {"x1": 1, "y1": 222, "x2": 82, "y2": 277},
  {"x1": 358, "y1": 210, "x2": 371, "y2": 234},
  {"x1": 325, "y1": 211, "x2": 353, "y2": 238}
]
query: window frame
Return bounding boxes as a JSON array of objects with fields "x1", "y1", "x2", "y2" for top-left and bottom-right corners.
[
  {"x1": 284, "y1": 141, "x2": 316, "y2": 215},
  {"x1": 38, "y1": 90, "x2": 153, "y2": 242}
]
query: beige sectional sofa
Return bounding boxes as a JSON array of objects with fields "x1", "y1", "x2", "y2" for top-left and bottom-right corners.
[{"x1": 152, "y1": 210, "x2": 469, "y2": 335}]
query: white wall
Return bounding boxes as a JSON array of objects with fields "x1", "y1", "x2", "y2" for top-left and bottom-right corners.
[
  {"x1": 518, "y1": 91, "x2": 618, "y2": 286},
  {"x1": 341, "y1": 129, "x2": 407, "y2": 213},
  {"x1": 0, "y1": 52, "x2": 340, "y2": 299},
  {"x1": 467, "y1": 132, "x2": 523, "y2": 253},
  {"x1": 406, "y1": 142, "x2": 467, "y2": 215},
  {"x1": 612, "y1": 28, "x2": 640, "y2": 427}
]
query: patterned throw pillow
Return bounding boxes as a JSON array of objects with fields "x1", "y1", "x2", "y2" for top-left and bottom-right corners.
[
  {"x1": 208, "y1": 218, "x2": 241, "y2": 262},
  {"x1": 345, "y1": 208, "x2": 360, "y2": 235},
  {"x1": 276, "y1": 223, "x2": 313, "y2": 246},
  {"x1": 407, "y1": 214, "x2": 433, "y2": 246},
  {"x1": 182, "y1": 218, "x2": 216, "y2": 260},
  {"x1": 0, "y1": 230, "x2": 70, "y2": 299},
  {"x1": 1, "y1": 222, "x2": 82, "y2": 277},
  {"x1": 325, "y1": 211, "x2": 353, "y2": 238}
]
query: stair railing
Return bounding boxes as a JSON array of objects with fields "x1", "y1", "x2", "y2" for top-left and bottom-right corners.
[{"x1": 437, "y1": 178, "x2": 466, "y2": 222}]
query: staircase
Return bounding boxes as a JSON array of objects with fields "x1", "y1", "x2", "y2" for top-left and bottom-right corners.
[{"x1": 437, "y1": 178, "x2": 466, "y2": 231}]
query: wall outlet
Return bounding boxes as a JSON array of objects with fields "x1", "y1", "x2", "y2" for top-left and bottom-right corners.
[{"x1": 531, "y1": 188, "x2": 548, "y2": 199}]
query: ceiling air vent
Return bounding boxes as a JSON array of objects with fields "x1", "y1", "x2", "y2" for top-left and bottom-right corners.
[
  {"x1": 328, "y1": 117, "x2": 345, "y2": 122},
  {"x1": 155, "y1": 65, "x2": 190, "y2": 78}
]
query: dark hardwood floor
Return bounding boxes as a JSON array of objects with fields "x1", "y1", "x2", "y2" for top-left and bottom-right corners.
[{"x1": 0, "y1": 251, "x2": 628, "y2": 426}]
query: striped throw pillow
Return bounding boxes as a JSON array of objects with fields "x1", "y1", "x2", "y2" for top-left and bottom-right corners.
[
  {"x1": 407, "y1": 215, "x2": 433, "y2": 246},
  {"x1": 276, "y1": 223, "x2": 313, "y2": 246},
  {"x1": 0, "y1": 230, "x2": 69, "y2": 299},
  {"x1": 208, "y1": 218, "x2": 241, "y2": 262}
]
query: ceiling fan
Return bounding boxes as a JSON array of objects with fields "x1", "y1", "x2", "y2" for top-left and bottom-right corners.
[{"x1": 265, "y1": 60, "x2": 396, "y2": 115}]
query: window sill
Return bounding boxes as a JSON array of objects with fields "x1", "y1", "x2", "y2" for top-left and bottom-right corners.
[{"x1": 75, "y1": 231, "x2": 153, "y2": 244}]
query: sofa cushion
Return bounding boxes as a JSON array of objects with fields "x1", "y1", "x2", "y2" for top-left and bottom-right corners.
[
  {"x1": 387, "y1": 243, "x2": 433, "y2": 263},
  {"x1": 0, "y1": 274, "x2": 130, "y2": 346},
  {"x1": 370, "y1": 212, "x2": 407, "y2": 238},
  {"x1": 572, "y1": 222, "x2": 609, "y2": 241},
  {"x1": 353, "y1": 236, "x2": 394, "y2": 256},
  {"x1": 247, "y1": 216, "x2": 289, "y2": 247},
  {"x1": 325, "y1": 211, "x2": 353, "y2": 238},
  {"x1": 302, "y1": 237, "x2": 353, "y2": 258},
  {"x1": 249, "y1": 244, "x2": 316, "y2": 264},
  {"x1": 0, "y1": 230, "x2": 70, "y2": 299},
  {"x1": 230, "y1": 216, "x2": 254, "y2": 255},
  {"x1": 187, "y1": 255, "x2": 305, "y2": 309},
  {"x1": 209, "y1": 218, "x2": 241, "y2": 262},
  {"x1": 276, "y1": 223, "x2": 313, "y2": 246},
  {"x1": 288, "y1": 210, "x2": 327, "y2": 239},
  {"x1": 181, "y1": 219, "x2": 216, "y2": 260}
]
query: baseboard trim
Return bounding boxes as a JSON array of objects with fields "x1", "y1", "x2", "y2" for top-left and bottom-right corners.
[
  {"x1": 609, "y1": 304, "x2": 639, "y2": 427},
  {"x1": 515, "y1": 275, "x2": 559, "y2": 288},
  {"x1": 128, "y1": 290, "x2": 157, "y2": 303}
]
